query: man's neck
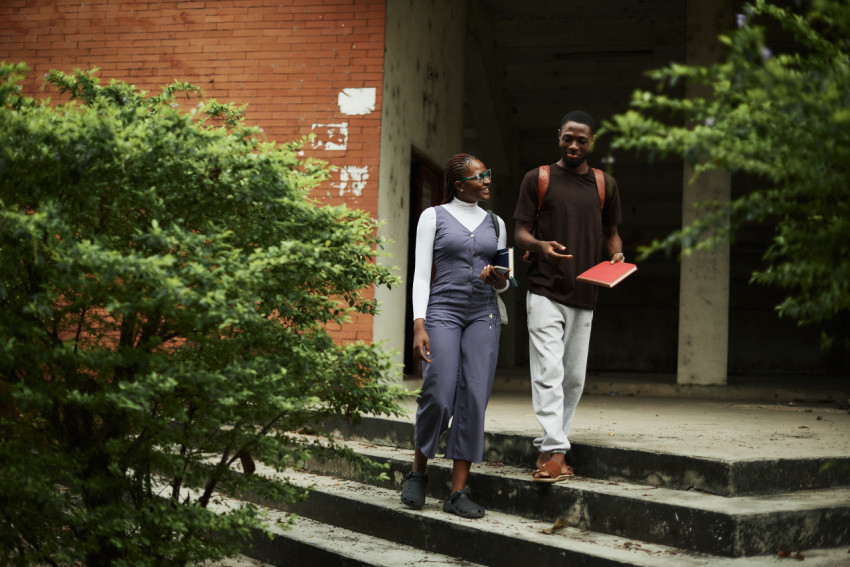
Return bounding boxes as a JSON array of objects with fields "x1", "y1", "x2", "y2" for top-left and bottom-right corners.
[{"x1": 555, "y1": 158, "x2": 590, "y2": 174}]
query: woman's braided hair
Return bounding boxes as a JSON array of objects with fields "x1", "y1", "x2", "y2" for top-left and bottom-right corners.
[{"x1": 442, "y1": 153, "x2": 478, "y2": 204}]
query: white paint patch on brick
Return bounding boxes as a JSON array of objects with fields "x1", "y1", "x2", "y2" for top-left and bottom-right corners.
[
  {"x1": 311, "y1": 122, "x2": 348, "y2": 151},
  {"x1": 338, "y1": 88, "x2": 376, "y2": 115},
  {"x1": 335, "y1": 165, "x2": 369, "y2": 197}
]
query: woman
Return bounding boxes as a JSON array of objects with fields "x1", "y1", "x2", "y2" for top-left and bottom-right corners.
[{"x1": 400, "y1": 153, "x2": 510, "y2": 519}]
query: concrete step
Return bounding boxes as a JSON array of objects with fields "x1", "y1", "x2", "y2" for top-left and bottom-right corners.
[
  {"x1": 245, "y1": 509, "x2": 486, "y2": 566},
  {"x1": 232, "y1": 462, "x2": 850, "y2": 567},
  {"x1": 487, "y1": 370, "x2": 850, "y2": 405},
  {"x1": 323, "y1": 414, "x2": 850, "y2": 497},
  {"x1": 197, "y1": 480, "x2": 486, "y2": 567},
  {"x1": 296, "y1": 437, "x2": 850, "y2": 557}
]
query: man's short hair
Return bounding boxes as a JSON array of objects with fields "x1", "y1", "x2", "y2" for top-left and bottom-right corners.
[{"x1": 560, "y1": 110, "x2": 596, "y2": 134}]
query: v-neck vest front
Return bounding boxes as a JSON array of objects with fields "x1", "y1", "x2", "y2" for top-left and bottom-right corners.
[{"x1": 427, "y1": 206, "x2": 500, "y2": 323}]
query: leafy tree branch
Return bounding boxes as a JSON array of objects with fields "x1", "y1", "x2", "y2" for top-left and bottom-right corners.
[{"x1": 604, "y1": 0, "x2": 849, "y2": 341}]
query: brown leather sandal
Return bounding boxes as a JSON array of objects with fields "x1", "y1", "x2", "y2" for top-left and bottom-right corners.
[{"x1": 532, "y1": 460, "x2": 574, "y2": 483}]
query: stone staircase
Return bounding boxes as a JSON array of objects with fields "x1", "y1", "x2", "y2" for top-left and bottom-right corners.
[{"x1": 222, "y1": 405, "x2": 850, "y2": 566}]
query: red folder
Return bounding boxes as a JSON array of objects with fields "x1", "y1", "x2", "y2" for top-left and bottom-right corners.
[{"x1": 576, "y1": 261, "x2": 637, "y2": 288}]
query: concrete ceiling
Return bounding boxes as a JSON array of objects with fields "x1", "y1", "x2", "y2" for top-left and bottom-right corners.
[{"x1": 479, "y1": 0, "x2": 688, "y2": 171}]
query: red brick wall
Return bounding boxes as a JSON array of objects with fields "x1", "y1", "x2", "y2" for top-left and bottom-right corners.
[{"x1": 0, "y1": 0, "x2": 386, "y2": 343}]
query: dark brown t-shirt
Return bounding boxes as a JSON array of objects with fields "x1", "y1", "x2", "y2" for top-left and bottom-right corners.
[{"x1": 513, "y1": 164, "x2": 622, "y2": 310}]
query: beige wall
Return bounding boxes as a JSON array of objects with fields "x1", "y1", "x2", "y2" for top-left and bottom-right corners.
[{"x1": 374, "y1": 0, "x2": 467, "y2": 371}]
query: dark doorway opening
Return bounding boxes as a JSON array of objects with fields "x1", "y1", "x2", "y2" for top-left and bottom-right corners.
[{"x1": 403, "y1": 151, "x2": 443, "y2": 376}]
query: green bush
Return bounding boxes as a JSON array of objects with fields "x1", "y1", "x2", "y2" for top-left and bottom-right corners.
[
  {"x1": 0, "y1": 63, "x2": 404, "y2": 566},
  {"x1": 606, "y1": 0, "x2": 850, "y2": 343}
]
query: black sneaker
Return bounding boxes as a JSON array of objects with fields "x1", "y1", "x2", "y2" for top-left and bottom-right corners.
[
  {"x1": 443, "y1": 489, "x2": 485, "y2": 519},
  {"x1": 400, "y1": 470, "x2": 428, "y2": 509}
]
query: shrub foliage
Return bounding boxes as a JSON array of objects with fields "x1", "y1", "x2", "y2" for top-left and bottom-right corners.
[{"x1": 0, "y1": 63, "x2": 403, "y2": 566}]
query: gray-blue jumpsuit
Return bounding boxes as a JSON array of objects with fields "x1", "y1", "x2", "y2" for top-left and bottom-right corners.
[{"x1": 414, "y1": 206, "x2": 501, "y2": 463}]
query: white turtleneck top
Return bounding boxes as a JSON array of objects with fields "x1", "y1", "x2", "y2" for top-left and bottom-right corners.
[{"x1": 412, "y1": 197, "x2": 508, "y2": 321}]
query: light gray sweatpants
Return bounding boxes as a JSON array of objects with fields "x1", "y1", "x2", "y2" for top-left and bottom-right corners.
[{"x1": 527, "y1": 292, "x2": 593, "y2": 454}]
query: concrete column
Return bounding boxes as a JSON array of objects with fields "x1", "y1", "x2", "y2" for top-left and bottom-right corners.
[
  {"x1": 677, "y1": 0, "x2": 733, "y2": 385},
  {"x1": 677, "y1": 166, "x2": 730, "y2": 385}
]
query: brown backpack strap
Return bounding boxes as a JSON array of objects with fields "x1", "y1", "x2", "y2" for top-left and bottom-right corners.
[
  {"x1": 537, "y1": 165, "x2": 550, "y2": 211},
  {"x1": 592, "y1": 168, "x2": 606, "y2": 211}
]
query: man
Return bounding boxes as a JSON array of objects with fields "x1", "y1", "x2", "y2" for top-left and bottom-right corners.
[{"x1": 513, "y1": 110, "x2": 624, "y2": 482}]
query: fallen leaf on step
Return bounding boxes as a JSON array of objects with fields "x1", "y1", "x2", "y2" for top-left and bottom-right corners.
[{"x1": 541, "y1": 517, "x2": 566, "y2": 535}]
